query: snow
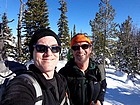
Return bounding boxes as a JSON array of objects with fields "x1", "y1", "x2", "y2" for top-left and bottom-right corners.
[
  {"x1": 56, "y1": 60, "x2": 67, "y2": 72},
  {"x1": 56, "y1": 60, "x2": 140, "y2": 105}
]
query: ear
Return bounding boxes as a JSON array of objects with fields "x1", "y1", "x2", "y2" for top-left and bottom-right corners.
[{"x1": 89, "y1": 46, "x2": 92, "y2": 53}]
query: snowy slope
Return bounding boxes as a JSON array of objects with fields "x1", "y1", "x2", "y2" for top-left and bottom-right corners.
[
  {"x1": 104, "y1": 66, "x2": 140, "y2": 105},
  {"x1": 56, "y1": 61, "x2": 140, "y2": 105}
]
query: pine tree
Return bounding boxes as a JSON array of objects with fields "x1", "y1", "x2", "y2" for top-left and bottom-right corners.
[
  {"x1": 90, "y1": 0, "x2": 118, "y2": 62},
  {"x1": 135, "y1": 30, "x2": 140, "y2": 74},
  {"x1": 0, "y1": 13, "x2": 16, "y2": 60},
  {"x1": 118, "y1": 16, "x2": 136, "y2": 74},
  {"x1": 73, "y1": 24, "x2": 76, "y2": 36},
  {"x1": 57, "y1": 0, "x2": 70, "y2": 60},
  {"x1": 17, "y1": 0, "x2": 25, "y2": 62},
  {"x1": 22, "y1": 0, "x2": 50, "y2": 62}
]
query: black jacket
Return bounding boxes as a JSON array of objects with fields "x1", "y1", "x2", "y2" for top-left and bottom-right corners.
[
  {"x1": 59, "y1": 58, "x2": 107, "y2": 105},
  {"x1": 1, "y1": 64, "x2": 70, "y2": 105}
]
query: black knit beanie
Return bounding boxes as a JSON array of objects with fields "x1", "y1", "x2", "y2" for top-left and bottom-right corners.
[{"x1": 29, "y1": 28, "x2": 61, "y2": 59}]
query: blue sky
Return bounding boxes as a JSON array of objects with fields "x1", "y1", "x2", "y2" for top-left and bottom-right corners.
[{"x1": 0, "y1": 0, "x2": 140, "y2": 37}]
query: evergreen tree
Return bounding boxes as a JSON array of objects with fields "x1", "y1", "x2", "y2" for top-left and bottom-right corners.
[
  {"x1": 57, "y1": 0, "x2": 70, "y2": 60},
  {"x1": 135, "y1": 29, "x2": 140, "y2": 74},
  {"x1": 67, "y1": 24, "x2": 76, "y2": 61},
  {"x1": 90, "y1": 0, "x2": 118, "y2": 62},
  {"x1": 0, "y1": 13, "x2": 16, "y2": 60},
  {"x1": 73, "y1": 24, "x2": 76, "y2": 36},
  {"x1": 22, "y1": 0, "x2": 50, "y2": 62},
  {"x1": 118, "y1": 16, "x2": 137, "y2": 74},
  {"x1": 16, "y1": 0, "x2": 25, "y2": 62}
]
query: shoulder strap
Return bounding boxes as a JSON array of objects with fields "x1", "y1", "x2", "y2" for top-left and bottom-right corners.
[
  {"x1": 19, "y1": 74, "x2": 43, "y2": 105},
  {"x1": 60, "y1": 93, "x2": 70, "y2": 105},
  {"x1": 97, "y1": 64, "x2": 106, "y2": 81}
]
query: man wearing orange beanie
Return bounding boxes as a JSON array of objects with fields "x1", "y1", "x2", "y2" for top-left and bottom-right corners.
[{"x1": 59, "y1": 33, "x2": 107, "y2": 105}]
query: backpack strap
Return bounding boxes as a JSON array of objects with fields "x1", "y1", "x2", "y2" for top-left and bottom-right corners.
[
  {"x1": 19, "y1": 74, "x2": 43, "y2": 105},
  {"x1": 97, "y1": 64, "x2": 106, "y2": 81},
  {"x1": 60, "y1": 92, "x2": 70, "y2": 105}
]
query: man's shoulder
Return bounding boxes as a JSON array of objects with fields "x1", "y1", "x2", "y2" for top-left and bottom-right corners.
[
  {"x1": 58, "y1": 66, "x2": 69, "y2": 76},
  {"x1": 58, "y1": 61, "x2": 75, "y2": 78},
  {"x1": 59, "y1": 60, "x2": 73, "y2": 72}
]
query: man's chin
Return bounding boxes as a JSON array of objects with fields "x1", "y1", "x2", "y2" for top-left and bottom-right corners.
[{"x1": 76, "y1": 58, "x2": 85, "y2": 63}]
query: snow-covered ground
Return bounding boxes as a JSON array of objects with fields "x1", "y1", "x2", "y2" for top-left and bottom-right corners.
[
  {"x1": 56, "y1": 60, "x2": 140, "y2": 105},
  {"x1": 104, "y1": 65, "x2": 140, "y2": 105}
]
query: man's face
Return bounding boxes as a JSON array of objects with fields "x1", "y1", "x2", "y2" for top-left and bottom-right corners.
[
  {"x1": 33, "y1": 36, "x2": 60, "y2": 73},
  {"x1": 71, "y1": 42, "x2": 92, "y2": 64}
]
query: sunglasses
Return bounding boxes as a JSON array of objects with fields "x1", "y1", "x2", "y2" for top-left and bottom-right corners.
[
  {"x1": 71, "y1": 44, "x2": 92, "y2": 51},
  {"x1": 34, "y1": 44, "x2": 61, "y2": 53}
]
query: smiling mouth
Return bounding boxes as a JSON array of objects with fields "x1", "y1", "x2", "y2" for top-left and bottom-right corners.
[
  {"x1": 76, "y1": 55, "x2": 85, "y2": 59},
  {"x1": 42, "y1": 58, "x2": 54, "y2": 61},
  {"x1": 77, "y1": 54, "x2": 84, "y2": 56}
]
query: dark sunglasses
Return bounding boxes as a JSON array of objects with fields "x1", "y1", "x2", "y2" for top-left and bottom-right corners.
[
  {"x1": 34, "y1": 45, "x2": 61, "y2": 53},
  {"x1": 71, "y1": 44, "x2": 92, "y2": 51}
]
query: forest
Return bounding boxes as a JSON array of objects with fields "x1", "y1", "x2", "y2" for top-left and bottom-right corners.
[{"x1": 0, "y1": 0, "x2": 140, "y2": 76}]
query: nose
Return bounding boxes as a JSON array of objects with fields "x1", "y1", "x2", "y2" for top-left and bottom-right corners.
[
  {"x1": 44, "y1": 48, "x2": 53, "y2": 56},
  {"x1": 79, "y1": 46, "x2": 84, "y2": 52}
]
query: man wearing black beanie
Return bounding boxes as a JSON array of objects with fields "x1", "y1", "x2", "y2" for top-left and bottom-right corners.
[
  {"x1": 29, "y1": 28, "x2": 61, "y2": 59},
  {"x1": 1, "y1": 28, "x2": 71, "y2": 105}
]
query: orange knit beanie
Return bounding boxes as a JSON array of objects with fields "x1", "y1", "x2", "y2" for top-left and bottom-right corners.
[{"x1": 70, "y1": 34, "x2": 92, "y2": 47}]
